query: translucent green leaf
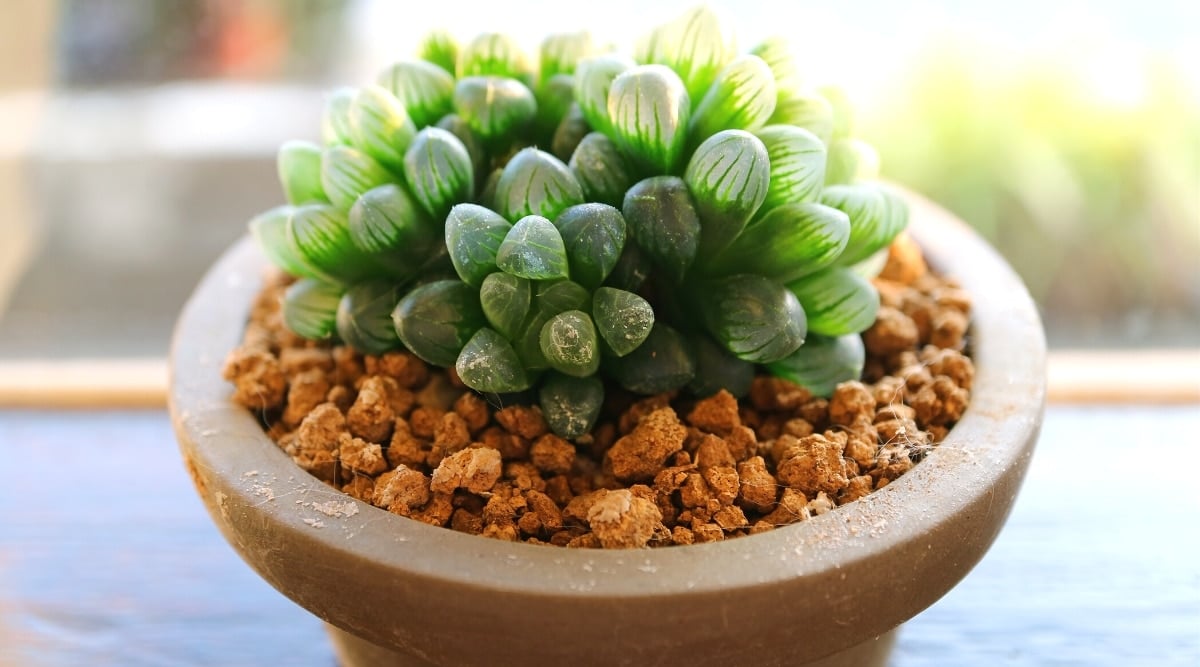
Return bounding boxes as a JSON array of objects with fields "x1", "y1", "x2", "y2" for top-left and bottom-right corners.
[
  {"x1": 320, "y1": 87, "x2": 355, "y2": 146},
  {"x1": 689, "y1": 55, "x2": 777, "y2": 143},
  {"x1": 825, "y1": 138, "x2": 880, "y2": 186},
  {"x1": 551, "y1": 103, "x2": 590, "y2": 163},
  {"x1": 622, "y1": 176, "x2": 701, "y2": 284},
  {"x1": 688, "y1": 334, "x2": 755, "y2": 398},
  {"x1": 457, "y1": 33, "x2": 529, "y2": 80},
  {"x1": 652, "y1": 6, "x2": 731, "y2": 104},
  {"x1": 539, "y1": 32, "x2": 594, "y2": 86},
  {"x1": 476, "y1": 168, "x2": 502, "y2": 211},
  {"x1": 347, "y1": 85, "x2": 417, "y2": 170},
  {"x1": 603, "y1": 241, "x2": 652, "y2": 292},
  {"x1": 479, "y1": 272, "x2": 531, "y2": 340},
  {"x1": 592, "y1": 287, "x2": 654, "y2": 357},
  {"x1": 695, "y1": 274, "x2": 806, "y2": 363},
  {"x1": 336, "y1": 280, "x2": 403, "y2": 355},
  {"x1": 553, "y1": 203, "x2": 626, "y2": 289},
  {"x1": 496, "y1": 215, "x2": 570, "y2": 280},
  {"x1": 821, "y1": 183, "x2": 909, "y2": 267},
  {"x1": 818, "y1": 85, "x2": 854, "y2": 139},
  {"x1": 283, "y1": 278, "x2": 344, "y2": 340},
  {"x1": 755, "y1": 124, "x2": 827, "y2": 210},
  {"x1": 513, "y1": 311, "x2": 553, "y2": 371},
  {"x1": 569, "y1": 132, "x2": 634, "y2": 208},
  {"x1": 604, "y1": 323, "x2": 695, "y2": 395},
  {"x1": 539, "y1": 373, "x2": 604, "y2": 439},
  {"x1": 769, "y1": 90, "x2": 834, "y2": 144},
  {"x1": 435, "y1": 113, "x2": 488, "y2": 182},
  {"x1": 277, "y1": 140, "x2": 328, "y2": 205},
  {"x1": 287, "y1": 203, "x2": 378, "y2": 284},
  {"x1": 749, "y1": 37, "x2": 802, "y2": 95},
  {"x1": 453, "y1": 76, "x2": 538, "y2": 143},
  {"x1": 533, "y1": 73, "x2": 576, "y2": 146},
  {"x1": 786, "y1": 267, "x2": 880, "y2": 337},
  {"x1": 392, "y1": 280, "x2": 486, "y2": 367},
  {"x1": 709, "y1": 202, "x2": 850, "y2": 282},
  {"x1": 320, "y1": 144, "x2": 396, "y2": 212},
  {"x1": 348, "y1": 183, "x2": 438, "y2": 276},
  {"x1": 494, "y1": 147, "x2": 584, "y2": 222},
  {"x1": 766, "y1": 333, "x2": 865, "y2": 398},
  {"x1": 418, "y1": 30, "x2": 459, "y2": 75},
  {"x1": 444, "y1": 203, "x2": 513, "y2": 286},
  {"x1": 684, "y1": 129, "x2": 770, "y2": 257},
  {"x1": 456, "y1": 327, "x2": 530, "y2": 393},
  {"x1": 534, "y1": 279, "x2": 591, "y2": 317},
  {"x1": 606, "y1": 65, "x2": 691, "y2": 174},
  {"x1": 539, "y1": 310, "x2": 600, "y2": 377},
  {"x1": 376, "y1": 59, "x2": 456, "y2": 129},
  {"x1": 402, "y1": 127, "x2": 474, "y2": 221},
  {"x1": 249, "y1": 205, "x2": 309, "y2": 278},
  {"x1": 573, "y1": 55, "x2": 635, "y2": 137}
]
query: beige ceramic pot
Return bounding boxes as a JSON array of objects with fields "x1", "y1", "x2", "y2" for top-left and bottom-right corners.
[{"x1": 170, "y1": 191, "x2": 1045, "y2": 667}]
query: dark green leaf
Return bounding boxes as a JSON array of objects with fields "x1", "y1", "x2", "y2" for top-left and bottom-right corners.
[
  {"x1": 287, "y1": 203, "x2": 379, "y2": 284},
  {"x1": 496, "y1": 215, "x2": 569, "y2": 280},
  {"x1": 539, "y1": 373, "x2": 604, "y2": 439},
  {"x1": 320, "y1": 145, "x2": 395, "y2": 212},
  {"x1": 568, "y1": 132, "x2": 634, "y2": 208},
  {"x1": 553, "y1": 203, "x2": 626, "y2": 289},
  {"x1": 683, "y1": 129, "x2": 770, "y2": 257},
  {"x1": 456, "y1": 327, "x2": 530, "y2": 393},
  {"x1": 479, "y1": 271, "x2": 531, "y2": 340},
  {"x1": 494, "y1": 147, "x2": 584, "y2": 222},
  {"x1": 687, "y1": 334, "x2": 755, "y2": 398},
  {"x1": 248, "y1": 205, "x2": 311, "y2": 278},
  {"x1": 277, "y1": 140, "x2": 328, "y2": 205},
  {"x1": 283, "y1": 278, "x2": 344, "y2": 340},
  {"x1": 689, "y1": 55, "x2": 776, "y2": 142},
  {"x1": 476, "y1": 168, "x2": 502, "y2": 211},
  {"x1": 393, "y1": 279, "x2": 486, "y2": 367},
  {"x1": 770, "y1": 90, "x2": 834, "y2": 144},
  {"x1": 708, "y1": 202, "x2": 850, "y2": 282},
  {"x1": 592, "y1": 286, "x2": 654, "y2": 357},
  {"x1": 336, "y1": 280, "x2": 403, "y2": 355},
  {"x1": 533, "y1": 73, "x2": 576, "y2": 146},
  {"x1": 786, "y1": 267, "x2": 879, "y2": 336},
  {"x1": 435, "y1": 113, "x2": 488, "y2": 183},
  {"x1": 551, "y1": 103, "x2": 590, "y2": 163},
  {"x1": 695, "y1": 274, "x2": 806, "y2": 363},
  {"x1": 453, "y1": 76, "x2": 537, "y2": 143},
  {"x1": 534, "y1": 279, "x2": 591, "y2": 317},
  {"x1": 622, "y1": 176, "x2": 701, "y2": 284},
  {"x1": 603, "y1": 234, "x2": 652, "y2": 292},
  {"x1": 457, "y1": 32, "x2": 529, "y2": 80},
  {"x1": 573, "y1": 54, "x2": 634, "y2": 137},
  {"x1": 821, "y1": 183, "x2": 909, "y2": 266},
  {"x1": 320, "y1": 87, "x2": 355, "y2": 146},
  {"x1": 766, "y1": 333, "x2": 865, "y2": 398},
  {"x1": 755, "y1": 124, "x2": 827, "y2": 210},
  {"x1": 539, "y1": 310, "x2": 601, "y2": 377},
  {"x1": 347, "y1": 85, "x2": 417, "y2": 170},
  {"x1": 403, "y1": 127, "x2": 475, "y2": 221},
  {"x1": 607, "y1": 65, "x2": 691, "y2": 174},
  {"x1": 444, "y1": 203, "x2": 513, "y2": 286},
  {"x1": 418, "y1": 30, "x2": 458, "y2": 75},
  {"x1": 348, "y1": 183, "x2": 438, "y2": 277},
  {"x1": 604, "y1": 323, "x2": 695, "y2": 394},
  {"x1": 376, "y1": 60, "x2": 456, "y2": 128}
]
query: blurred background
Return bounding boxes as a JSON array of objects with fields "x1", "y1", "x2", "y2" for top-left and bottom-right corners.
[{"x1": 0, "y1": 0, "x2": 1197, "y2": 358}]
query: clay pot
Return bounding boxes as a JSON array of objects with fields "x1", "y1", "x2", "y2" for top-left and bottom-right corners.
[{"x1": 170, "y1": 191, "x2": 1045, "y2": 667}]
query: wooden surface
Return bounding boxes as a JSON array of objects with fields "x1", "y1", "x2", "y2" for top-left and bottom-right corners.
[{"x1": 1, "y1": 406, "x2": 1198, "y2": 666}]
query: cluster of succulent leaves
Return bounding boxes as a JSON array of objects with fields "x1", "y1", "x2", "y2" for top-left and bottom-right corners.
[{"x1": 250, "y1": 7, "x2": 907, "y2": 439}]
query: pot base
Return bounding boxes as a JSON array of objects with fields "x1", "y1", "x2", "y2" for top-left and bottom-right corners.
[{"x1": 324, "y1": 622, "x2": 898, "y2": 667}]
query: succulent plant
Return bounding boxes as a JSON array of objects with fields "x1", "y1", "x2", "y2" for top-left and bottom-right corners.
[{"x1": 254, "y1": 7, "x2": 908, "y2": 439}]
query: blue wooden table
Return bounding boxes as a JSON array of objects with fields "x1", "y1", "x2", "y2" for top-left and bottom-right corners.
[{"x1": 2, "y1": 406, "x2": 1197, "y2": 666}]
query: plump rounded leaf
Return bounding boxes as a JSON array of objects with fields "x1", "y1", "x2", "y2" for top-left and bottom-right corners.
[
  {"x1": 569, "y1": 132, "x2": 634, "y2": 208},
  {"x1": 479, "y1": 271, "x2": 531, "y2": 340},
  {"x1": 825, "y1": 138, "x2": 880, "y2": 186},
  {"x1": 533, "y1": 73, "x2": 577, "y2": 145},
  {"x1": 684, "y1": 129, "x2": 770, "y2": 257},
  {"x1": 534, "y1": 279, "x2": 591, "y2": 317},
  {"x1": 453, "y1": 76, "x2": 537, "y2": 142},
  {"x1": 755, "y1": 124, "x2": 827, "y2": 210},
  {"x1": 709, "y1": 202, "x2": 850, "y2": 282},
  {"x1": 689, "y1": 55, "x2": 777, "y2": 142},
  {"x1": 604, "y1": 241, "x2": 652, "y2": 292},
  {"x1": 688, "y1": 334, "x2": 755, "y2": 399},
  {"x1": 786, "y1": 267, "x2": 880, "y2": 336},
  {"x1": 348, "y1": 183, "x2": 437, "y2": 276},
  {"x1": 435, "y1": 113, "x2": 488, "y2": 181},
  {"x1": 605, "y1": 323, "x2": 695, "y2": 394},
  {"x1": 456, "y1": 327, "x2": 530, "y2": 393},
  {"x1": 651, "y1": 6, "x2": 731, "y2": 103},
  {"x1": 347, "y1": 85, "x2": 417, "y2": 170},
  {"x1": 249, "y1": 205, "x2": 310, "y2": 278},
  {"x1": 376, "y1": 59, "x2": 456, "y2": 129},
  {"x1": 539, "y1": 32, "x2": 594, "y2": 86},
  {"x1": 496, "y1": 215, "x2": 570, "y2": 280},
  {"x1": 402, "y1": 127, "x2": 474, "y2": 220},
  {"x1": 766, "y1": 333, "x2": 865, "y2": 398},
  {"x1": 444, "y1": 203, "x2": 513, "y2": 286},
  {"x1": 551, "y1": 103, "x2": 590, "y2": 163},
  {"x1": 553, "y1": 203, "x2": 626, "y2": 289},
  {"x1": 277, "y1": 140, "x2": 328, "y2": 205},
  {"x1": 393, "y1": 280, "x2": 486, "y2": 367},
  {"x1": 320, "y1": 87, "x2": 355, "y2": 146},
  {"x1": 320, "y1": 145, "x2": 395, "y2": 212},
  {"x1": 573, "y1": 55, "x2": 634, "y2": 137},
  {"x1": 821, "y1": 183, "x2": 909, "y2": 266},
  {"x1": 283, "y1": 279, "x2": 344, "y2": 340},
  {"x1": 539, "y1": 373, "x2": 604, "y2": 439},
  {"x1": 336, "y1": 280, "x2": 403, "y2": 355},
  {"x1": 540, "y1": 310, "x2": 600, "y2": 377},
  {"x1": 749, "y1": 37, "x2": 802, "y2": 95},
  {"x1": 622, "y1": 176, "x2": 701, "y2": 284},
  {"x1": 457, "y1": 32, "x2": 529, "y2": 80},
  {"x1": 287, "y1": 203, "x2": 378, "y2": 284},
  {"x1": 418, "y1": 30, "x2": 458, "y2": 75},
  {"x1": 592, "y1": 287, "x2": 654, "y2": 357},
  {"x1": 495, "y1": 147, "x2": 584, "y2": 222},
  {"x1": 696, "y1": 274, "x2": 806, "y2": 363},
  {"x1": 770, "y1": 90, "x2": 834, "y2": 144},
  {"x1": 607, "y1": 65, "x2": 691, "y2": 174}
]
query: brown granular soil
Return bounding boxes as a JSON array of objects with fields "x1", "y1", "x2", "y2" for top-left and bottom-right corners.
[{"x1": 223, "y1": 234, "x2": 973, "y2": 548}]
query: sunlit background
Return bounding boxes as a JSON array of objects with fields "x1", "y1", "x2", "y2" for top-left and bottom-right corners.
[{"x1": 0, "y1": 0, "x2": 1197, "y2": 358}]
